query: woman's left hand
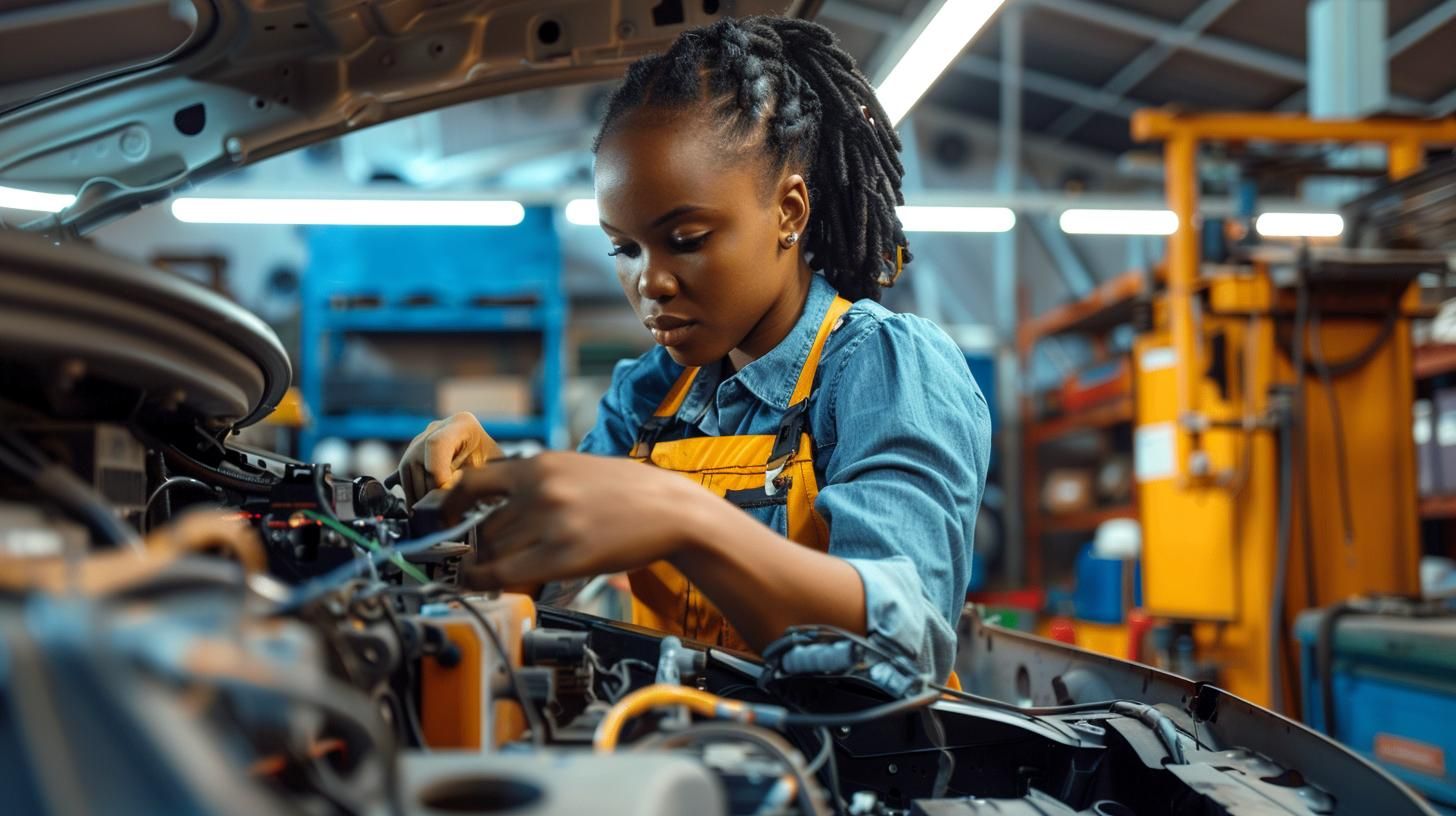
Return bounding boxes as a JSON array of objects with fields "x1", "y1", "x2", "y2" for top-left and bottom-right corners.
[{"x1": 441, "y1": 452, "x2": 710, "y2": 589}]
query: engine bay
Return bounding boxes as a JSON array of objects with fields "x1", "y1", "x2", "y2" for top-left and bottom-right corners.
[{"x1": 0, "y1": 230, "x2": 1431, "y2": 816}]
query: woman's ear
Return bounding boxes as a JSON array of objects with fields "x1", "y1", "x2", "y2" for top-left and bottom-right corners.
[{"x1": 777, "y1": 172, "x2": 811, "y2": 243}]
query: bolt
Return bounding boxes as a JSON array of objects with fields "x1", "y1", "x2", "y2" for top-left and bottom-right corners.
[
  {"x1": 616, "y1": 20, "x2": 636, "y2": 38},
  {"x1": 887, "y1": 763, "x2": 898, "y2": 775},
  {"x1": 119, "y1": 127, "x2": 149, "y2": 161},
  {"x1": 838, "y1": 726, "x2": 851, "y2": 738}
]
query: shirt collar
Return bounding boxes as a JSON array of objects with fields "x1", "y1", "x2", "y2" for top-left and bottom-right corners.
[{"x1": 691, "y1": 275, "x2": 839, "y2": 414}]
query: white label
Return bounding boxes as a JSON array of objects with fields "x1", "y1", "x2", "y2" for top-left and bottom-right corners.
[
  {"x1": 1135, "y1": 422, "x2": 1177, "y2": 483},
  {"x1": 333, "y1": 480, "x2": 356, "y2": 521},
  {"x1": 1140, "y1": 346, "x2": 1177, "y2": 372}
]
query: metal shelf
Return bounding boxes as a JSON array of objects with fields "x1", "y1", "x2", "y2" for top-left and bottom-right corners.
[
  {"x1": 1043, "y1": 505, "x2": 1137, "y2": 535},
  {"x1": 320, "y1": 304, "x2": 552, "y2": 334},
  {"x1": 312, "y1": 413, "x2": 550, "y2": 442},
  {"x1": 1414, "y1": 344, "x2": 1456, "y2": 380},
  {"x1": 1028, "y1": 394, "x2": 1135, "y2": 445},
  {"x1": 1419, "y1": 494, "x2": 1456, "y2": 520}
]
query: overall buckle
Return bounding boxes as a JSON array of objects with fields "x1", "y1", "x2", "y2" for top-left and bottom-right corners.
[{"x1": 764, "y1": 400, "x2": 809, "y2": 496}]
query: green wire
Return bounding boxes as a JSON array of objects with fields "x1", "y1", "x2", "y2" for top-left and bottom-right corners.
[{"x1": 301, "y1": 509, "x2": 430, "y2": 585}]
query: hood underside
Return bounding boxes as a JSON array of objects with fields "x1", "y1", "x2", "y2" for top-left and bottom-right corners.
[{"x1": 0, "y1": 0, "x2": 818, "y2": 235}]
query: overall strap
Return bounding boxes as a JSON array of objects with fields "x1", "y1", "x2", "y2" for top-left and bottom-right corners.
[
  {"x1": 632, "y1": 366, "x2": 700, "y2": 457},
  {"x1": 765, "y1": 296, "x2": 853, "y2": 494}
]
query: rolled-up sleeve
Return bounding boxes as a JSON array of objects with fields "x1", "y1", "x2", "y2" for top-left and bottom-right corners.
[{"x1": 814, "y1": 313, "x2": 992, "y2": 681}]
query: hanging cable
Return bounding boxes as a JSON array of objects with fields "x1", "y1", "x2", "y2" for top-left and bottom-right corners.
[
  {"x1": 142, "y1": 477, "x2": 220, "y2": 534},
  {"x1": 1309, "y1": 305, "x2": 1356, "y2": 549}
]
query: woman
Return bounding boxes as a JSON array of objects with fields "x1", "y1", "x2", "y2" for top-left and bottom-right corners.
[{"x1": 398, "y1": 16, "x2": 990, "y2": 681}]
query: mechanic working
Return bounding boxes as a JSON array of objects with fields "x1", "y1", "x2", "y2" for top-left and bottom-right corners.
[{"x1": 398, "y1": 16, "x2": 990, "y2": 681}]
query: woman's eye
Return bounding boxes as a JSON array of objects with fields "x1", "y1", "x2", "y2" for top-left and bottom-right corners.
[
  {"x1": 607, "y1": 243, "x2": 640, "y2": 259},
  {"x1": 670, "y1": 233, "x2": 709, "y2": 252}
]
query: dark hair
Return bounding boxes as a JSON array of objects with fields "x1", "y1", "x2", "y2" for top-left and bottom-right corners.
[{"x1": 592, "y1": 16, "x2": 911, "y2": 302}]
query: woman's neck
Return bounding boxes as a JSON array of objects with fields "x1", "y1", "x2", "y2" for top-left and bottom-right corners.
[{"x1": 727, "y1": 265, "x2": 813, "y2": 371}]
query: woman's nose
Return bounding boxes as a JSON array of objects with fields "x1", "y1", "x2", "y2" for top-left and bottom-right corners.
[{"x1": 638, "y1": 261, "x2": 679, "y2": 301}]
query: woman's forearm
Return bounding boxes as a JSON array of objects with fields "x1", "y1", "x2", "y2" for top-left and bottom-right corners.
[{"x1": 669, "y1": 496, "x2": 867, "y2": 652}]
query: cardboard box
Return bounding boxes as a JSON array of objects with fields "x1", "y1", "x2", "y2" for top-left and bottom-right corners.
[
  {"x1": 437, "y1": 376, "x2": 532, "y2": 418},
  {"x1": 1043, "y1": 468, "x2": 1095, "y2": 515}
]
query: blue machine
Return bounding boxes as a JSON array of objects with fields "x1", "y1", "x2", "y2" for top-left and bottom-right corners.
[
  {"x1": 299, "y1": 208, "x2": 567, "y2": 455},
  {"x1": 1073, "y1": 543, "x2": 1142, "y2": 624},
  {"x1": 1296, "y1": 607, "x2": 1456, "y2": 812}
]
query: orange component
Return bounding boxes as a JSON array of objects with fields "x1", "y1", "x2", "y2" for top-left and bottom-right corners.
[{"x1": 419, "y1": 593, "x2": 536, "y2": 749}]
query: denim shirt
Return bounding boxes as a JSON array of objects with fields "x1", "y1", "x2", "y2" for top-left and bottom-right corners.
[{"x1": 579, "y1": 275, "x2": 992, "y2": 680}]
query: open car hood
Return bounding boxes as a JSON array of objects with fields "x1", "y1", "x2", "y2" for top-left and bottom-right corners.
[{"x1": 0, "y1": 0, "x2": 818, "y2": 235}]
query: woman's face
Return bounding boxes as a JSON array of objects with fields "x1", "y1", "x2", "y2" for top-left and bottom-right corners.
[{"x1": 593, "y1": 111, "x2": 810, "y2": 368}]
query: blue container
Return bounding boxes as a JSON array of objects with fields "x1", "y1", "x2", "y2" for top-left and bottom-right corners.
[
  {"x1": 1073, "y1": 543, "x2": 1142, "y2": 624},
  {"x1": 1296, "y1": 609, "x2": 1456, "y2": 809}
]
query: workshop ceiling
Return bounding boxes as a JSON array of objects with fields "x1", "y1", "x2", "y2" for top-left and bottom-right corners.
[{"x1": 819, "y1": 0, "x2": 1456, "y2": 156}]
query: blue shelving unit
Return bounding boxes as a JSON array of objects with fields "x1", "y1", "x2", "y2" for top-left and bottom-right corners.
[{"x1": 299, "y1": 209, "x2": 567, "y2": 455}]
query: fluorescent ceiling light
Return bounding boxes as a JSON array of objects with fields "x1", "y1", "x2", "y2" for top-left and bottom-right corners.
[
  {"x1": 564, "y1": 198, "x2": 599, "y2": 226},
  {"x1": 898, "y1": 205, "x2": 1015, "y2": 233},
  {"x1": 1255, "y1": 212, "x2": 1343, "y2": 238},
  {"x1": 1060, "y1": 208, "x2": 1178, "y2": 236},
  {"x1": 171, "y1": 197, "x2": 525, "y2": 226},
  {"x1": 875, "y1": 0, "x2": 1006, "y2": 127},
  {"x1": 0, "y1": 184, "x2": 75, "y2": 213}
]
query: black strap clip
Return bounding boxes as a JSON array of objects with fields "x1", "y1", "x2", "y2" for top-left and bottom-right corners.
[
  {"x1": 634, "y1": 415, "x2": 673, "y2": 457},
  {"x1": 764, "y1": 400, "x2": 810, "y2": 495}
]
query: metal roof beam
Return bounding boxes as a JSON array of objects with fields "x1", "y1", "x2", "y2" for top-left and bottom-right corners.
[
  {"x1": 1388, "y1": 0, "x2": 1456, "y2": 58},
  {"x1": 1029, "y1": 0, "x2": 1307, "y2": 83},
  {"x1": 817, "y1": 1, "x2": 900, "y2": 37},
  {"x1": 954, "y1": 54, "x2": 1142, "y2": 118},
  {"x1": 1045, "y1": 0, "x2": 1238, "y2": 140}
]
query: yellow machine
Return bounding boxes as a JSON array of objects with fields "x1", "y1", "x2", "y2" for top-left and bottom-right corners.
[{"x1": 1128, "y1": 112, "x2": 1456, "y2": 710}]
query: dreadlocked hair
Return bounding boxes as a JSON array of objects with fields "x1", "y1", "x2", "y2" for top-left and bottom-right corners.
[{"x1": 592, "y1": 16, "x2": 911, "y2": 302}]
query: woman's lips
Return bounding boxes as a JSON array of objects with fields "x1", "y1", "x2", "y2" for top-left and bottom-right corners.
[
  {"x1": 645, "y1": 315, "x2": 698, "y2": 347},
  {"x1": 651, "y1": 322, "x2": 698, "y2": 346}
]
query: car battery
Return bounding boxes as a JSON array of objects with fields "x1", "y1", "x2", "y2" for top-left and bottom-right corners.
[{"x1": 1296, "y1": 608, "x2": 1456, "y2": 809}]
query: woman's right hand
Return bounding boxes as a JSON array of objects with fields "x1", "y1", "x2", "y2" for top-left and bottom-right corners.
[{"x1": 397, "y1": 412, "x2": 504, "y2": 506}]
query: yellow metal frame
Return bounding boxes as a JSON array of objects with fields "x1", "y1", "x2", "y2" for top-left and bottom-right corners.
[
  {"x1": 1126, "y1": 110, "x2": 1455, "y2": 708},
  {"x1": 1132, "y1": 111, "x2": 1456, "y2": 481}
]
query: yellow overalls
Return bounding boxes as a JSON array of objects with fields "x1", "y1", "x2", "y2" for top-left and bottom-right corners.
[{"x1": 628, "y1": 296, "x2": 853, "y2": 652}]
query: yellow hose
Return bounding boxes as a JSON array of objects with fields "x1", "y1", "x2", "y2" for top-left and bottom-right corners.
[{"x1": 593, "y1": 684, "x2": 755, "y2": 752}]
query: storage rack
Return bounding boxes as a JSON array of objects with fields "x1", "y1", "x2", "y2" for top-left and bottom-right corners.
[
  {"x1": 1017, "y1": 271, "x2": 1146, "y2": 589},
  {"x1": 298, "y1": 209, "x2": 567, "y2": 456},
  {"x1": 1414, "y1": 344, "x2": 1456, "y2": 558}
]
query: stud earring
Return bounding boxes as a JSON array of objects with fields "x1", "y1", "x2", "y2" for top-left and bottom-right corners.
[{"x1": 782, "y1": 231, "x2": 799, "y2": 249}]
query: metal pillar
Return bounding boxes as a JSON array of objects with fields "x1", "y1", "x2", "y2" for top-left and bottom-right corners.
[
  {"x1": 1308, "y1": 0, "x2": 1389, "y2": 203},
  {"x1": 996, "y1": 6, "x2": 1025, "y2": 586}
]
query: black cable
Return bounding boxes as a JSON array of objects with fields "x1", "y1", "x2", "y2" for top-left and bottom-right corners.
[
  {"x1": 439, "y1": 591, "x2": 548, "y2": 748},
  {"x1": 1310, "y1": 305, "x2": 1356, "y2": 549},
  {"x1": 141, "y1": 477, "x2": 220, "y2": 534},
  {"x1": 157, "y1": 443, "x2": 276, "y2": 495},
  {"x1": 280, "y1": 506, "x2": 494, "y2": 612},
  {"x1": 379, "y1": 599, "x2": 430, "y2": 751},
  {"x1": 1109, "y1": 701, "x2": 1186, "y2": 765},
  {"x1": 649, "y1": 722, "x2": 827, "y2": 816},
  {"x1": 780, "y1": 689, "x2": 939, "y2": 727},
  {"x1": 814, "y1": 727, "x2": 847, "y2": 816},
  {"x1": 200, "y1": 665, "x2": 405, "y2": 816},
  {"x1": 929, "y1": 683, "x2": 1126, "y2": 716},
  {"x1": 1271, "y1": 393, "x2": 1295, "y2": 716},
  {"x1": 0, "y1": 435, "x2": 140, "y2": 551}
]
